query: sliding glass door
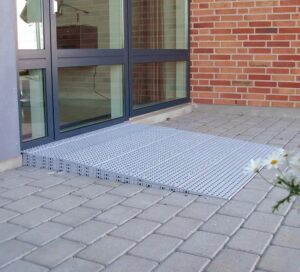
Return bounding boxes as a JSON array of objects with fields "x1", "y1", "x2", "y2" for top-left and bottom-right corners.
[{"x1": 16, "y1": 0, "x2": 189, "y2": 148}]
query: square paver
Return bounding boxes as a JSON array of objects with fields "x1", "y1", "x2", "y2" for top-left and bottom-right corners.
[
  {"x1": 95, "y1": 205, "x2": 141, "y2": 225},
  {"x1": 201, "y1": 214, "x2": 244, "y2": 236},
  {"x1": 64, "y1": 220, "x2": 116, "y2": 244},
  {"x1": 244, "y1": 211, "x2": 283, "y2": 233},
  {"x1": 130, "y1": 234, "x2": 182, "y2": 262},
  {"x1": 206, "y1": 248, "x2": 259, "y2": 272},
  {"x1": 258, "y1": 245, "x2": 300, "y2": 272},
  {"x1": 0, "y1": 197, "x2": 11, "y2": 208},
  {"x1": 179, "y1": 202, "x2": 219, "y2": 221},
  {"x1": 156, "y1": 216, "x2": 202, "y2": 239},
  {"x1": 109, "y1": 184, "x2": 144, "y2": 197},
  {"x1": 63, "y1": 176, "x2": 95, "y2": 188},
  {"x1": 25, "y1": 238, "x2": 85, "y2": 268},
  {"x1": 51, "y1": 257, "x2": 103, "y2": 272},
  {"x1": 196, "y1": 196, "x2": 227, "y2": 206},
  {"x1": 179, "y1": 231, "x2": 228, "y2": 258},
  {"x1": 78, "y1": 236, "x2": 135, "y2": 265},
  {"x1": 227, "y1": 228, "x2": 272, "y2": 255},
  {"x1": 273, "y1": 226, "x2": 300, "y2": 250},
  {"x1": 0, "y1": 240, "x2": 36, "y2": 268},
  {"x1": 0, "y1": 186, "x2": 41, "y2": 200},
  {"x1": 72, "y1": 184, "x2": 111, "y2": 199},
  {"x1": 29, "y1": 175, "x2": 67, "y2": 189},
  {"x1": 0, "y1": 208, "x2": 19, "y2": 223},
  {"x1": 218, "y1": 200, "x2": 256, "y2": 219},
  {"x1": 1, "y1": 260, "x2": 48, "y2": 272},
  {"x1": 43, "y1": 195, "x2": 88, "y2": 212},
  {"x1": 105, "y1": 255, "x2": 157, "y2": 272},
  {"x1": 0, "y1": 176, "x2": 36, "y2": 189},
  {"x1": 257, "y1": 198, "x2": 292, "y2": 216},
  {"x1": 122, "y1": 193, "x2": 162, "y2": 210},
  {"x1": 83, "y1": 194, "x2": 125, "y2": 211},
  {"x1": 284, "y1": 209, "x2": 300, "y2": 227},
  {"x1": 233, "y1": 188, "x2": 267, "y2": 204},
  {"x1": 137, "y1": 204, "x2": 181, "y2": 223},
  {"x1": 160, "y1": 193, "x2": 197, "y2": 207},
  {"x1": 155, "y1": 252, "x2": 210, "y2": 272},
  {"x1": 10, "y1": 208, "x2": 59, "y2": 228},
  {"x1": 53, "y1": 206, "x2": 100, "y2": 227},
  {"x1": 111, "y1": 218, "x2": 160, "y2": 242},
  {"x1": 0, "y1": 223, "x2": 27, "y2": 243},
  {"x1": 4, "y1": 195, "x2": 50, "y2": 213},
  {"x1": 36, "y1": 185, "x2": 78, "y2": 200},
  {"x1": 18, "y1": 222, "x2": 71, "y2": 246}
]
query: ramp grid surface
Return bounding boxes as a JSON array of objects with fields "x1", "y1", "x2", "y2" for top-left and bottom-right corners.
[{"x1": 22, "y1": 123, "x2": 276, "y2": 199}]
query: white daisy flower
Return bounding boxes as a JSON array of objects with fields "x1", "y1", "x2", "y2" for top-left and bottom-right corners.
[
  {"x1": 244, "y1": 158, "x2": 264, "y2": 174},
  {"x1": 289, "y1": 152, "x2": 300, "y2": 168},
  {"x1": 264, "y1": 149, "x2": 285, "y2": 170}
]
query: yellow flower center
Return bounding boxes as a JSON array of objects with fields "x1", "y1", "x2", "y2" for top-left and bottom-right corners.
[{"x1": 271, "y1": 159, "x2": 278, "y2": 165}]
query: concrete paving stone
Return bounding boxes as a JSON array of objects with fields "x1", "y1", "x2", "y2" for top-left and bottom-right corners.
[
  {"x1": 0, "y1": 240, "x2": 36, "y2": 268},
  {"x1": 129, "y1": 234, "x2": 182, "y2": 262},
  {"x1": 179, "y1": 202, "x2": 219, "y2": 221},
  {"x1": 284, "y1": 209, "x2": 300, "y2": 227},
  {"x1": 273, "y1": 225, "x2": 300, "y2": 250},
  {"x1": 78, "y1": 236, "x2": 135, "y2": 265},
  {"x1": 36, "y1": 185, "x2": 78, "y2": 200},
  {"x1": 245, "y1": 178, "x2": 273, "y2": 192},
  {"x1": 196, "y1": 196, "x2": 227, "y2": 206},
  {"x1": 18, "y1": 168, "x2": 59, "y2": 180},
  {"x1": 0, "y1": 187, "x2": 6, "y2": 194},
  {"x1": 72, "y1": 184, "x2": 111, "y2": 199},
  {"x1": 155, "y1": 252, "x2": 210, "y2": 272},
  {"x1": 267, "y1": 187, "x2": 289, "y2": 200},
  {"x1": 25, "y1": 238, "x2": 85, "y2": 268},
  {"x1": 156, "y1": 216, "x2": 202, "y2": 239},
  {"x1": 227, "y1": 228, "x2": 273, "y2": 255},
  {"x1": 94, "y1": 179, "x2": 121, "y2": 188},
  {"x1": 206, "y1": 248, "x2": 259, "y2": 272},
  {"x1": 233, "y1": 188, "x2": 267, "y2": 204},
  {"x1": 179, "y1": 231, "x2": 228, "y2": 258},
  {"x1": 63, "y1": 176, "x2": 95, "y2": 188},
  {"x1": 29, "y1": 176, "x2": 67, "y2": 189},
  {"x1": 18, "y1": 222, "x2": 71, "y2": 246},
  {"x1": 0, "y1": 176, "x2": 36, "y2": 189},
  {"x1": 137, "y1": 204, "x2": 181, "y2": 223},
  {"x1": 218, "y1": 200, "x2": 256, "y2": 218},
  {"x1": 105, "y1": 255, "x2": 157, "y2": 272},
  {"x1": 108, "y1": 184, "x2": 144, "y2": 197},
  {"x1": 0, "y1": 208, "x2": 19, "y2": 223},
  {"x1": 256, "y1": 197, "x2": 292, "y2": 216},
  {"x1": 0, "y1": 197, "x2": 11, "y2": 208},
  {"x1": 111, "y1": 218, "x2": 160, "y2": 242},
  {"x1": 64, "y1": 220, "x2": 115, "y2": 244},
  {"x1": 43, "y1": 195, "x2": 88, "y2": 212},
  {"x1": 258, "y1": 245, "x2": 300, "y2": 272},
  {"x1": 122, "y1": 193, "x2": 162, "y2": 210},
  {"x1": 83, "y1": 194, "x2": 125, "y2": 211},
  {"x1": 10, "y1": 208, "x2": 59, "y2": 228},
  {"x1": 143, "y1": 187, "x2": 171, "y2": 197},
  {"x1": 159, "y1": 192, "x2": 197, "y2": 208},
  {"x1": 51, "y1": 257, "x2": 103, "y2": 272},
  {"x1": 0, "y1": 223, "x2": 27, "y2": 243},
  {"x1": 52, "y1": 206, "x2": 100, "y2": 227},
  {"x1": 4, "y1": 195, "x2": 50, "y2": 213},
  {"x1": 0, "y1": 186, "x2": 41, "y2": 200},
  {"x1": 0, "y1": 260, "x2": 48, "y2": 272},
  {"x1": 95, "y1": 205, "x2": 141, "y2": 225},
  {"x1": 244, "y1": 211, "x2": 283, "y2": 234},
  {"x1": 201, "y1": 214, "x2": 244, "y2": 236}
]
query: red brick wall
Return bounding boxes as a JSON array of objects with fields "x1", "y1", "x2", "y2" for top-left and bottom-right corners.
[{"x1": 190, "y1": 0, "x2": 300, "y2": 108}]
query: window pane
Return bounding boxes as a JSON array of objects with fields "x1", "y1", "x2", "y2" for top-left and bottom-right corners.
[
  {"x1": 16, "y1": 0, "x2": 44, "y2": 49},
  {"x1": 132, "y1": 0, "x2": 187, "y2": 49},
  {"x1": 19, "y1": 69, "x2": 47, "y2": 141},
  {"x1": 133, "y1": 62, "x2": 187, "y2": 109},
  {"x1": 58, "y1": 65, "x2": 123, "y2": 131},
  {"x1": 56, "y1": 0, "x2": 123, "y2": 49}
]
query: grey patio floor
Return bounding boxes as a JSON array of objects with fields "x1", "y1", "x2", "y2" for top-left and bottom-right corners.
[{"x1": 0, "y1": 107, "x2": 300, "y2": 272}]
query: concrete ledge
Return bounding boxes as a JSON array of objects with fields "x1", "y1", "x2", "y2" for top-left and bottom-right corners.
[
  {"x1": 193, "y1": 104, "x2": 300, "y2": 119},
  {"x1": 0, "y1": 156, "x2": 22, "y2": 173},
  {"x1": 130, "y1": 103, "x2": 193, "y2": 125}
]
